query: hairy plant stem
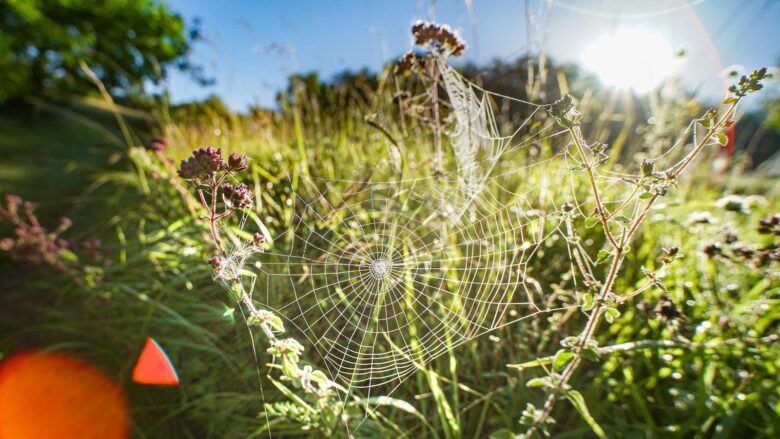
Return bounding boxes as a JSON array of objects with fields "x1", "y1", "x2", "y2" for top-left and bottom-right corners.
[
  {"x1": 528, "y1": 100, "x2": 740, "y2": 435},
  {"x1": 242, "y1": 292, "x2": 276, "y2": 340},
  {"x1": 431, "y1": 59, "x2": 443, "y2": 179},
  {"x1": 568, "y1": 126, "x2": 619, "y2": 250},
  {"x1": 197, "y1": 174, "x2": 228, "y2": 257}
]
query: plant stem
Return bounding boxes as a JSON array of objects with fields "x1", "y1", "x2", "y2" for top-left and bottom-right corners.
[
  {"x1": 198, "y1": 181, "x2": 226, "y2": 257},
  {"x1": 568, "y1": 126, "x2": 619, "y2": 249},
  {"x1": 528, "y1": 100, "x2": 740, "y2": 435}
]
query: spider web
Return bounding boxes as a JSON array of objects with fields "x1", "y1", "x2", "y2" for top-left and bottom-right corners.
[{"x1": 216, "y1": 63, "x2": 627, "y2": 395}]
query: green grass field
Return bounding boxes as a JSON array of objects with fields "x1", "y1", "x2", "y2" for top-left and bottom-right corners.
[{"x1": 0, "y1": 63, "x2": 778, "y2": 439}]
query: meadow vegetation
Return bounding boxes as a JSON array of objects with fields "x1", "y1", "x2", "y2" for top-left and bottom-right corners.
[{"x1": 0, "y1": 16, "x2": 779, "y2": 439}]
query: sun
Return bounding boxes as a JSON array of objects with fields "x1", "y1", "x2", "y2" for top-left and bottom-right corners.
[{"x1": 582, "y1": 28, "x2": 676, "y2": 93}]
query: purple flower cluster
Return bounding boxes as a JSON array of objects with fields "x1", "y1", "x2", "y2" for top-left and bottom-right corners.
[
  {"x1": 178, "y1": 147, "x2": 250, "y2": 180},
  {"x1": 395, "y1": 51, "x2": 425, "y2": 75},
  {"x1": 227, "y1": 152, "x2": 248, "y2": 172},
  {"x1": 178, "y1": 147, "x2": 225, "y2": 180},
  {"x1": 411, "y1": 20, "x2": 467, "y2": 57},
  {"x1": 177, "y1": 146, "x2": 256, "y2": 260},
  {"x1": 223, "y1": 183, "x2": 253, "y2": 209},
  {"x1": 146, "y1": 136, "x2": 167, "y2": 153},
  {"x1": 758, "y1": 213, "x2": 780, "y2": 236},
  {"x1": 0, "y1": 194, "x2": 107, "y2": 284}
]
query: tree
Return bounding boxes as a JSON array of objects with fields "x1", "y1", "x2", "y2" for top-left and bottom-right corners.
[{"x1": 0, "y1": 0, "x2": 206, "y2": 103}]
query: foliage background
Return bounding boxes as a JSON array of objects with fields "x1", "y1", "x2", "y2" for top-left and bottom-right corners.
[{"x1": 0, "y1": 1, "x2": 779, "y2": 438}]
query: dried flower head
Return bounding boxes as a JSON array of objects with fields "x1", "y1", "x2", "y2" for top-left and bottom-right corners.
[
  {"x1": 0, "y1": 194, "x2": 105, "y2": 285},
  {"x1": 703, "y1": 242, "x2": 723, "y2": 258},
  {"x1": 395, "y1": 51, "x2": 425, "y2": 75},
  {"x1": 548, "y1": 95, "x2": 581, "y2": 128},
  {"x1": 208, "y1": 255, "x2": 224, "y2": 270},
  {"x1": 223, "y1": 183, "x2": 253, "y2": 209},
  {"x1": 758, "y1": 213, "x2": 780, "y2": 235},
  {"x1": 411, "y1": 20, "x2": 467, "y2": 57},
  {"x1": 178, "y1": 147, "x2": 225, "y2": 180},
  {"x1": 655, "y1": 294, "x2": 682, "y2": 321},
  {"x1": 227, "y1": 152, "x2": 248, "y2": 172}
]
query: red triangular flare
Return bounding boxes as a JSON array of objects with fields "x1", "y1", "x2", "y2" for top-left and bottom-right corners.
[{"x1": 133, "y1": 338, "x2": 179, "y2": 385}]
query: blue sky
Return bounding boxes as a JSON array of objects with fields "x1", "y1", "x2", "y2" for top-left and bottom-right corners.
[{"x1": 163, "y1": 0, "x2": 780, "y2": 111}]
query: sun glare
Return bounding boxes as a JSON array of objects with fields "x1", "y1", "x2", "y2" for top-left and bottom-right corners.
[{"x1": 582, "y1": 28, "x2": 676, "y2": 93}]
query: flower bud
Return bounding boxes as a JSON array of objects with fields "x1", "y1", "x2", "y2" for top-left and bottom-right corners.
[{"x1": 641, "y1": 159, "x2": 655, "y2": 177}]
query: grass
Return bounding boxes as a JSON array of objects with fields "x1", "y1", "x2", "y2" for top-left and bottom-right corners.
[{"x1": 0, "y1": 60, "x2": 778, "y2": 439}]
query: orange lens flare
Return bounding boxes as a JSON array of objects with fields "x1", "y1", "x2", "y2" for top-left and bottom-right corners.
[
  {"x1": 0, "y1": 351, "x2": 128, "y2": 439},
  {"x1": 132, "y1": 338, "x2": 179, "y2": 386}
]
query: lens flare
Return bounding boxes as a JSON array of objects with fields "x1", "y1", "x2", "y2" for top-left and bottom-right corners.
[
  {"x1": 582, "y1": 28, "x2": 676, "y2": 93},
  {"x1": 0, "y1": 352, "x2": 128, "y2": 439}
]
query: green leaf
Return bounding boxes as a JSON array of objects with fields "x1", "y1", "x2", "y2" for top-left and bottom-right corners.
[
  {"x1": 605, "y1": 307, "x2": 621, "y2": 323},
  {"x1": 507, "y1": 357, "x2": 552, "y2": 371},
  {"x1": 639, "y1": 191, "x2": 653, "y2": 199},
  {"x1": 229, "y1": 282, "x2": 243, "y2": 302},
  {"x1": 582, "y1": 293, "x2": 595, "y2": 312},
  {"x1": 565, "y1": 390, "x2": 608, "y2": 438},
  {"x1": 716, "y1": 132, "x2": 728, "y2": 146},
  {"x1": 553, "y1": 350, "x2": 575, "y2": 371},
  {"x1": 526, "y1": 377, "x2": 551, "y2": 388},
  {"x1": 269, "y1": 315, "x2": 285, "y2": 332},
  {"x1": 585, "y1": 216, "x2": 600, "y2": 228},
  {"x1": 581, "y1": 345, "x2": 601, "y2": 362},
  {"x1": 281, "y1": 357, "x2": 299, "y2": 378}
]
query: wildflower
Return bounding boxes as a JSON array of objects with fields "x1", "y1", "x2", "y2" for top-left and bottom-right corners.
[
  {"x1": 411, "y1": 20, "x2": 467, "y2": 57},
  {"x1": 208, "y1": 256, "x2": 224, "y2": 271},
  {"x1": 732, "y1": 246, "x2": 754, "y2": 260},
  {"x1": 4, "y1": 194, "x2": 21, "y2": 217},
  {"x1": 754, "y1": 248, "x2": 779, "y2": 268},
  {"x1": 655, "y1": 294, "x2": 682, "y2": 321},
  {"x1": 641, "y1": 159, "x2": 656, "y2": 177},
  {"x1": 223, "y1": 183, "x2": 253, "y2": 209},
  {"x1": 252, "y1": 232, "x2": 266, "y2": 248},
  {"x1": 146, "y1": 136, "x2": 167, "y2": 153},
  {"x1": 227, "y1": 152, "x2": 248, "y2": 172},
  {"x1": 395, "y1": 51, "x2": 422, "y2": 75},
  {"x1": 758, "y1": 213, "x2": 780, "y2": 235},
  {"x1": 0, "y1": 238, "x2": 13, "y2": 251},
  {"x1": 715, "y1": 195, "x2": 751, "y2": 214},
  {"x1": 687, "y1": 211, "x2": 716, "y2": 225},
  {"x1": 0, "y1": 194, "x2": 105, "y2": 284},
  {"x1": 703, "y1": 242, "x2": 722, "y2": 257},
  {"x1": 177, "y1": 147, "x2": 225, "y2": 180},
  {"x1": 662, "y1": 246, "x2": 680, "y2": 263},
  {"x1": 663, "y1": 246, "x2": 680, "y2": 257},
  {"x1": 548, "y1": 95, "x2": 580, "y2": 128}
]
